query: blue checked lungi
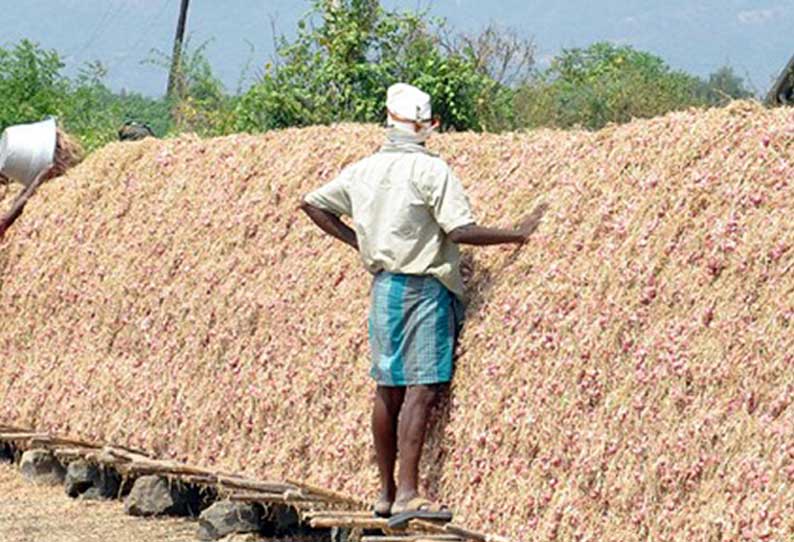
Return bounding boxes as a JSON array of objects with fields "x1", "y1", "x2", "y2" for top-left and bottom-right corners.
[{"x1": 368, "y1": 272, "x2": 465, "y2": 387}]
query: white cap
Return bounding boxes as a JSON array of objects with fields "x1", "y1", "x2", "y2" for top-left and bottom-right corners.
[
  {"x1": 0, "y1": 118, "x2": 57, "y2": 187},
  {"x1": 387, "y1": 83, "x2": 432, "y2": 127}
]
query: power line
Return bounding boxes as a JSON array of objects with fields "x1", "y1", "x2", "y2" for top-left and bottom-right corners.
[
  {"x1": 111, "y1": 0, "x2": 173, "y2": 69},
  {"x1": 71, "y1": 0, "x2": 127, "y2": 61}
]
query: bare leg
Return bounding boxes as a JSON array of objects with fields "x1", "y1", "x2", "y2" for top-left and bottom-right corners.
[
  {"x1": 372, "y1": 385, "x2": 405, "y2": 510},
  {"x1": 394, "y1": 384, "x2": 443, "y2": 505}
]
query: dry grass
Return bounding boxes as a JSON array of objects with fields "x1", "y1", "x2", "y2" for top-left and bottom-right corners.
[
  {"x1": 1, "y1": 101, "x2": 794, "y2": 541},
  {"x1": 0, "y1": 180, "x2": 18, "y2": 216},
  {"x1": 0, "y1": 463, "x2": 196, "y2": 542},
  {"x1": 49, "y1": 128, "x2": 85, "y2": 180}
]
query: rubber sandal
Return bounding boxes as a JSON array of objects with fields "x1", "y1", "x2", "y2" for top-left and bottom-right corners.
[{"x1": 387, "y1": 497, "x2": 453, "y2": 528}]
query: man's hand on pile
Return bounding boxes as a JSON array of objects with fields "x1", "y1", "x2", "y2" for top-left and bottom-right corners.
[{"x1": 516, "y1": 202, "x2": 549, "y2": 243}]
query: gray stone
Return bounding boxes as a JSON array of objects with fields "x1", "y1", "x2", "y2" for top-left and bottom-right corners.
[
  {"x1": 197, "y1": 501, "x2": 263, "y2": 541},
  {"x1": 123, "y1": 475, "x2": 191, "y2": 517},
  {"x1": 271, "y1": 504, "x2": 299, "y2": 532},
  {"x1": 20, "y1": 449, "x2": 66, "y2": 485},
  {"x1": 261, "y1": 504, "x2": 300, "y2": 537},
  {"x1": 64, "y1": 460, "x2": 121, "y2": 499},
  {"x1": 0, "y1": 443, "x2": 13, "y2": 463}
]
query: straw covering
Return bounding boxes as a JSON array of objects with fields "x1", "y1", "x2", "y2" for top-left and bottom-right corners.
[{"x1": 1, "y1": 102, "x2": 793, "y2": 541}]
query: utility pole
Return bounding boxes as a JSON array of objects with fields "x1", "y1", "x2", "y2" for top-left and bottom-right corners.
[{"x1": 167, "y1": 0, "x2": 190, "y2": 99}]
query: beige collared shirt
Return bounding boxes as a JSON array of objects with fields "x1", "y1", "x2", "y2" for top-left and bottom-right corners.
[{"x1": 305, "y1": 143, "x2": 475, "y2": 300}]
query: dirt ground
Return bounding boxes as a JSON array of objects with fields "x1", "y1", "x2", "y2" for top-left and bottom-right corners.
[{"x1": 0, "y1": 462, "x2": 198, "y2": 542}]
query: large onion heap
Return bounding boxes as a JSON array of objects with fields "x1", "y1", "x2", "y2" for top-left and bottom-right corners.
[{"x1": 1, "y1": 101, "x2": 793, "y2": 541}]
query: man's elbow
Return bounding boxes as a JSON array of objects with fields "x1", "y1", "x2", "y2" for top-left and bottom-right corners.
[
  {"x1": 300, "y1": 198, "x2": 315, "y2": 214},
  {"x1": 448, "y1": 224, "x2": 472, "y2": 244}
]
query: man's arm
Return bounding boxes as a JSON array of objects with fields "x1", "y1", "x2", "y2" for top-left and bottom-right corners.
[
  {"x1": 448, "y1": 225, "x2": 525, "y2": 245},
  {"x1": 0, "y1": 167, "x2": 53, "y2": 239},
  {"x1": 300, "y1": 200, "x2": 358, "y2": 251},
  {"x1": 448, "y1": 203, "x2": 548, "y2": 246}
]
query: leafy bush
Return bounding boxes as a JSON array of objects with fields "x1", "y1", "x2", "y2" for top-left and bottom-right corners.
[
  {"x1": 61, "y1": 62, "x2": 172, "y2": 150},
  {"x1": 0, "y1": 40, "x2": 174, "y2": 151},
  {"x1": 235, "y1": 0, "x2": 502, "y2": 133},
  {"x1": 697, "y1": 65, "x2": 754, "y2": 105},
  {"x1": 146, "y1": 39, "x2": 237, "y2": 137},
  {"x1": 515, "y1": 42, "x2": 706, "y2": 130},
  {"x1": 1, "y1": 27, "x2": 759, "y2": 151},
  {"x1": 0, "y1": 40, "x2": 70, "y2": 131}
]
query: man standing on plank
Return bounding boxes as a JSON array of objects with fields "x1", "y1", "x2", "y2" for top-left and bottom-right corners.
[{"x1": 301, "y1": 83, "x2": 544, "y2": 525}]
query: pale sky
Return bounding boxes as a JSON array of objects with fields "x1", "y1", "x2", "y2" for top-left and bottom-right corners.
[{"x1": 3, "y1": 0, "x2": 792, "y2": 96}]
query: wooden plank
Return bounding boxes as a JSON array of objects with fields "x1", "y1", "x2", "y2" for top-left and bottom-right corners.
[
  {"x1": 101, "y1": 445, "x2": 153, "y2": 459},
  {"x1": 403, "y1": 522, "x2": 510, "y2": 542},
  {"x1": 32, "y1": 435, "x2": 102, "y2": 450},
  {"x1": 309, "y1": 516, "x2": 389, "y2": 529},
  {"x1": 362, "y1": 536, "x2": 461, "y2": 542},
  {"x1": 218, "y1": 476, "x2": 297, "y2": 494},
  {"x1": 302, "y1": 510, "x2": 373, "y2": 519},
  {"x1": 176, "y1": 474, "x2": 219, "y2": 486},
  {"x1": 286, "y1": 478, "x2": 366, "y2": 507},
  {"x1": 0, "y1": 427, "x2": 511, "y2": 542},
  {"x1": 120, "y1": 458, "x2": 248, "y2": 483},
  {"x1": 409, "y1": 520, "x2": 447, "y2": 534},
  {"x1": 53, "y1": 447, "x2": 97, "y2": 461},
  {"x1": 0, "y1": 424, "x2": 31, "y2": 432},
  {"x1": 444, "y1": 525, "x2": 510, "y2": 542},
  {"x1": 0, "y1": 432, "x2": 49, "y2": 441},
  {"x1": 229, "y1": 492, "x2": 325, "y2": 505}
]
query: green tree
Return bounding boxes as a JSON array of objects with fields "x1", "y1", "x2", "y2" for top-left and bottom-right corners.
[
  {"x1": 0, "y1": 40, "x2": 70, "y2": 131},
  {"x1": 0, "y1": 40, "x2": 175, "y2": 151},
  {"x1": 235, "y1": 0, "x2": 503, "y2": 132},
  {"x1": 145, "y1": 38, "x2": 237, "y2": 137},
  {"x1": 64, "y1": 62, "x2": 173, "y2": 150},
  {"x1": 698, "y1": 65, "x2": 754, "y2": 105},
  {"x1": 516, "y1": 42, "x2": 705, "y2": 130}
]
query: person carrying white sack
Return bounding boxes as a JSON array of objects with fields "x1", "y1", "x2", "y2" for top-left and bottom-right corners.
[
  {"x1": 0, "y1": 118, "x2": 82, "y2": 238},
  {"x1": 301, "y1": 83, "x2": 546, "y2": 527}
]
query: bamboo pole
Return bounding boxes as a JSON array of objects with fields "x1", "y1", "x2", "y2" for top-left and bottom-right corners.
[
  {"x1": 53, "y1": 447, "x2": 97, "y2": 461},
  {"x1": 401, "y1": 522, "x2": 510, "y2": 542},
  {"x1": 444, "y1": 525, "x2": 510, "y2": 542},
  {"x1": 286, "y1": 478, "x2": 367, "y2": 507},
  {"x1": 0, "y1": 424, "x2": 31, "y2": 432},
  {"x1": 302, "y1": 510, "x2": 373, "y2": 519},
  {"x1": 101, "y1": 444, "x2": 153, "y2": 459},
  {"x1": 361, "y1": 536, "x2": 462, "y2": 542},
  {"x1": 409, "y1": 520, "x2": 447, "y2": 533},
  {"x1": 229, "y1": 492, "x2": 325, "y2": 505},
  {"x1": 218, "y1": 475, "x2": 297, "y2": 494},
  {"x1": 176, "y1": 474, "x2": 219, "y2": 486},
  {"x1": 0, "y1": 432, "x2": 50, "y2": 441},
  {"x1": 310, "y1": 516, "x2": 389, "y2": 529},
  {"x1": 31, "y1": 435, "x2": 102, "y2": 450},
  {"x1": 0, "y1": 432, "x2": 102, "y2": 452}
]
